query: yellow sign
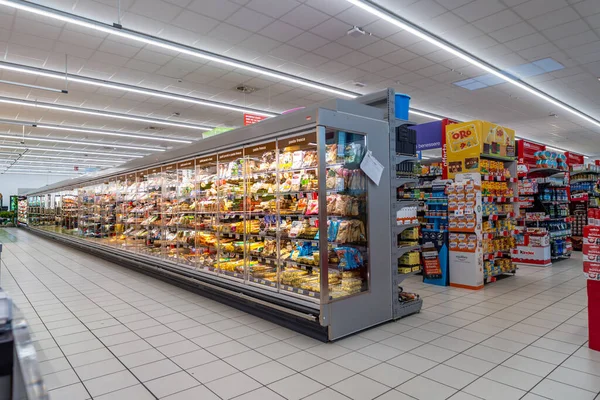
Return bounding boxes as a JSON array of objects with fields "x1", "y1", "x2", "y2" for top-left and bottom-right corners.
[
  {"x1": 445, "y1": 120, "x2": 516, "y2": 179},
  {"x1": 481, "y1": 121, "x2": 515, "y2": 157},
  {"x1": 446, "y1": 122, "x2": 480, "y2": 179}
]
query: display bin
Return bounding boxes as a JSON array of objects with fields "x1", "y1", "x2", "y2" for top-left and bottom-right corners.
[{"x1": 22, "y1": 91, "x2": 413, "y2": 341}]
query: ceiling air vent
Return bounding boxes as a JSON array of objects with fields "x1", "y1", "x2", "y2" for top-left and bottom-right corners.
[{"x1": 236, "y1": 85, "x2": 257, "y2": 94}]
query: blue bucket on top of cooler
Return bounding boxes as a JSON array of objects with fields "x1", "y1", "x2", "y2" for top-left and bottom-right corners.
[{"x1": 394, "y1": 93, "x2": 411, "y2": 120}]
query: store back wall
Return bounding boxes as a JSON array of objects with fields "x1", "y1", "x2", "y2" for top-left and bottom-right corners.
[{"x1": 0, "y1": 174, "x2": 67, "y2": 205}]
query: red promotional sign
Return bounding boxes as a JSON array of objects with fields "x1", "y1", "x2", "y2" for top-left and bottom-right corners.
[
  {"x1": 565, "y1": 151, "x2": 584, "y2": 166},
  {"x1": 441, "y1": 118, "x2": 457, "y2": 180},
  {"x1": 596, "y1": 160, "x2": 600, "y2": 166},
  {"x1": 517, "y1": 139, "x2": 545, "y2": 167},
  {"x1": 244, "y1": 114, "x2": 267, "y2": 126}
]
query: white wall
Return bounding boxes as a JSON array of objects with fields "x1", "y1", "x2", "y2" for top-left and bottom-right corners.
[{"x1": 0, "y1": 173, "x2": 69, "y2": 203}]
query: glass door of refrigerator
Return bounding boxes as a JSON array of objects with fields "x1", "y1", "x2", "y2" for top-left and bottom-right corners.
[
  {"x1": 132, "y1": 171, "x2": 150, "y2": 253},
  {"x1": 174, "y1": 160, "x2": 196, "y2": 267},
  {"x1": 162, "y1": 164, "x2": 178, "y2": 260},
  {"x1": 114, "y1": 176, "x2": 127, "y2": 248},
  {"x1": 142, "y1": 168, "x2": 162, "y2": 258},
  {"x1": 216, "y1": 148, "x2": 246, "y2": 281},
  {"x1": 123, "y1": 173, "x2": 140, "y2": 252},
  {"x1": 277, "y1": 133, "x2": 321, "y2": 302},
  {"x1": 193, "y1": 155, "x2": 219, "y2": 273},
  {"x1": 244, "y1": 141, "x2": 279, "y2": 290},
  {"x1": 324, "y1": 129, "x2": 369, "y2": 300}
]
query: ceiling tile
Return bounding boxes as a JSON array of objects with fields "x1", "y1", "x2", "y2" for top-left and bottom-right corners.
[
  {"x1": 187, "y1": 0, "x2": 241, "y2": 20},
  {"x1": 309, "y1": 18, "x2": 349, "y2": 41},
  {"x1": 225, "y1": 7, "x2": 274, "y2": 32},
  {"x1": 528, "y1": 6, "x2": 580, "y2": 31},
  {"x1": 337, "y1": 50, "x2": 372, "y2": 66},
  {"x1": 403, "y1": 0, "x2": 448, "y2": 22},
  {"x1": 380, "y1": 48, "x2": 420, "y2": 64},
  {"x1": 357, "y1": 58, "x2": 393, "y2": 73},
  {"x1": 125, "y1": 59, "x2": 162, "y2": 73},
  {"x1": 472, "y1": 9, "x2": 522, "y2": 32},
  {"x1": 269, "y1": 44, "x2": 307, "y2": 61},
  {"x1": 280, "y1": 5, "x2": 330, "y2": 30},
  {"x1": 171, "y1": 11, "x2": 220, "y2": 34},
  {"x1": 543, "y1": 20, "x2": 591, "y2": 41},
  {"x1": 208, "y1": 23, "x2": 251, "y2": 45},
  {"x1": 363, "y1": 19, "x2": 403, "y2": 38},
  {"x1": 304, "y1": 0, "x2": 351, "y2": 16},
  {"x1": 513, "y1": 0, "x2": 569, "y2": 19},
  {"x1": 288, "y1": 32, "x2": 329, "y2": 51},
  {"x1": 294, "y1": 53, "x2": 329, "y2": 68},
  {"x1": 237, "y1": 34, "x2": 281, "y2": 54},
  {"x1": 119, "y1": 12, "x2": 166, "y2": 35},
  {"x1": 260, "y1": 21, "x2": 302, "y2": 43},
  {"x1": 130, "y1": 0, "x2": 183, "y2": 23},
  {"x1": 357, "y1": 40, "x2": 399, "y2": 58},
  {"x1": 555, "y1": 30, "x2": 598, "y2": 50},
  {"x1": 378, "y1": 65, "x2": 408, "y2": 79},
  {"x1": 335, "y1": 5, "x2": 380, "y2": 26},
  {"x1": 246, "y1": 0, "x2": 300, "y2": 18},
  {"x1": 435, "y1": 0, "x2": 476, "y2": 10},
  {"x1": 317, "y1": 60, "x2": 350, "y2": 74},
  {"x1": 422, "y1": 12, "x2": 466, "y2": 33},
  {"x1": 488, "y1": 22, "x2": 536, "y2": 42},
  {"x1": 96, "y1": 40, "x2": 141, "y2": 59},
  {"x1": 313, "y1": 42, "x2": 354, "y2": 59},
  {"x1": 573, "y1": 0, "x2": 600, "y2": 16},
  {"x1": 336, "y1": 33, "x2": 379, "y2": 49},
  {"x1": 453, "y1": 0, "x2": 506, "y2": 22},
  {"x1": 399, "y1": 57, "x2": 435, "y2": 71},
  {"x1": 386, "y1": 31, "x2": 422, "y2": 48}
]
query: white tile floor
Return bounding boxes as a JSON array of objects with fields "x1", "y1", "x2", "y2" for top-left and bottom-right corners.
[{"x1": 1, "y1": 228, "x2": 599, "y2": 400}]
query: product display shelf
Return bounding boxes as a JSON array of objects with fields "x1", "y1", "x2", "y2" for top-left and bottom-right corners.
[
  {"x1": 480, "y1": 157, "x2": 519, "y2": 281},
  {"x1": 519, "y1": 169, "x2": 572, "y2": 260},
  {"x1": 17, "y1": 197, "x2": 27, "y2": 225},
  {"x1": 392, "y1": 144, "x2": 423, "y2": 318},
  {"x1": 26, "y1": 92, "x2": 415, "y2": 341}
]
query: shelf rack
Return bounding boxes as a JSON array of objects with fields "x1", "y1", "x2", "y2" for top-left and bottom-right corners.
[{"x1": 390, "y1": 122, "x2": 423, "y2": 319}]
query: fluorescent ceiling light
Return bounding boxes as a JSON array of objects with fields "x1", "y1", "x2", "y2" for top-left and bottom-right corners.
[
  {"x1": 2, "y1": 171, "x2": 83, "y2": 176},
  {"x1": 20, "y1": 154, "x2": 124, "y2": 163},
  {"x1": 34, "y1": 124, "x2": 192, "y2": 144},
  {"x1": 5, "y1": 165, "x2": 84, "y2": 171},
  {"x1": 0, "y1": 143, "x2": 143, "y2": 157},
  {"x1": 0, "y1": 133, "x2": 165, "y2": 152},
  {"x1": 0, "y1": 62, "x2": 277, "y2": 117},
  {"x1": 0, "y1": 96, "x2": 212, "y2": 131},
  {"x1": 0, "y1": 78, "x2": 68, "y2": 93},
  {"x1": 0, "y1": 118, "x2": 193, "y2": 143},
  {"x1": 0, "y1": 0, "x2": 356, "y2": 99},
  {"x1": 2, "y1": 160, "x2": 114, "y2": 166},
  {"x1": 344, "y1": 0, "x2": 600, "y2": 129},
  {"x1": 409, "y1": 110, "x2": 443, "y2": 121}
]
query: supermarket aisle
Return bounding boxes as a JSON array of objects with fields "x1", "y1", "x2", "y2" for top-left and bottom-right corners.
[{"x1": 0, "y1": 228, "x2": 598, "y2": 400}]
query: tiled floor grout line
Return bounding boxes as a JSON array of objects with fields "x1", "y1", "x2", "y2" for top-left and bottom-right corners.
[
  {"x1": 5, "y1": 230, "x2": 336, "y2": 399},
  {"x1": 2, "y1": 229, "x2": 596, "y2": 400},
  {"x1": 10, "y1": 235, "x2": 588, "y2": 397},
  {"x1": 365, "y1": 262, "x2": 589, "y2": 398},
  {"x1": 1, "y1": 263, "x2": 96, "y2": 399},
  {"x1": 5, "y1": 241, "x2": 167, "y2": 399}
]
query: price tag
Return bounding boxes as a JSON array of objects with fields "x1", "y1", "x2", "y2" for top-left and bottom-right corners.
[
  {"x1": 287, "y1": 286, "x2": 294, "y2": 292},
  {"x1": 260, "y1": 280, "x2": 266, "y2": 285},
  {"x1": 454, "y1": 209, "x2": 464, "y2": 216},
  {"x1": 465, "y1": 207, "x2": 474, "y2": 215},
  {"x1": 308, "y1": 292, "x2": 315, "y2": 297}
]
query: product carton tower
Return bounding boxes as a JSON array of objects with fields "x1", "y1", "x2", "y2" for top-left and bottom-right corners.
[{"x1": 582, "y1": 224, "x2": 600, "y2": 351}]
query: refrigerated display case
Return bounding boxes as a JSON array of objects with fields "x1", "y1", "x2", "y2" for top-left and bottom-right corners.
[{"x1": 23, "y1": 90, "x2": 413, "y2": 340}]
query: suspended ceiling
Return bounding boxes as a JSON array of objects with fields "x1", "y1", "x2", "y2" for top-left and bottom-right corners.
[{"x1": 0, "y1": 0, "x2": 598, "y2": 176}]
